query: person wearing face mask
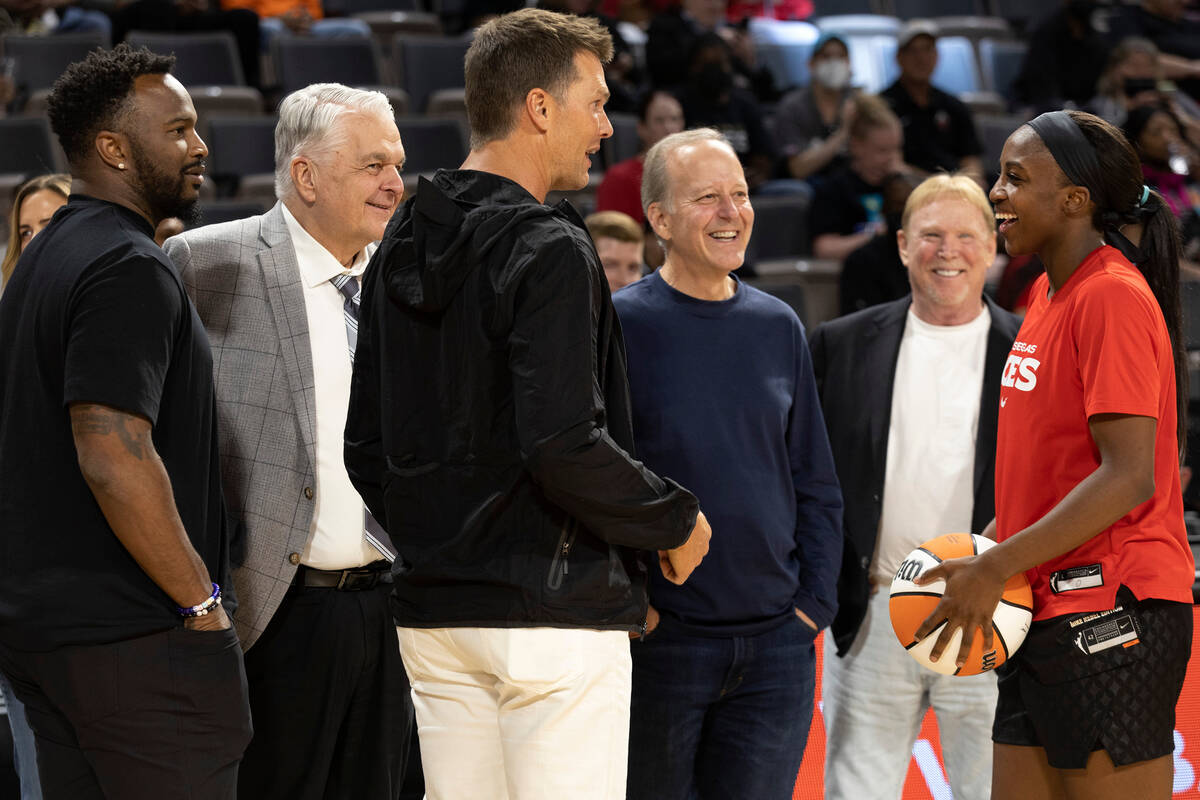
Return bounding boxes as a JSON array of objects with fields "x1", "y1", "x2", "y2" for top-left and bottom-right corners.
[
  {"x1": 676, "y1": 33, "x2": 781, "y2": 193},
  {"x1": 775, "y1": 32, "x2": 857, "y2": 183}
]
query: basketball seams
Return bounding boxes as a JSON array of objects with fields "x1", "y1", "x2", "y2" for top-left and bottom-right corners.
[
  {"x1": 998, "y1": 597, "x2": 1034, "y2": 614},
  {"x1": 915, "y1": 546, "x2": 943, "y2": 563}
]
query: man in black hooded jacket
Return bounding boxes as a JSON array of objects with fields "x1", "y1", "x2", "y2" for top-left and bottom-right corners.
[{"x1": 345, "y1": 8, "x2": 711, "y2": 799}]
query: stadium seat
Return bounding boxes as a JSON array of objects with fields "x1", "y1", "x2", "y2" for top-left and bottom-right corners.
[
  {"x1": 878, "y1": 34, "x2": 980, "y2": 95},
  {"x1": 974, "y1": 112, "x2": 1027, "y2": 173},
  {"x1": 272, "y1": 36, "x2": 407, "y2": 113},
  {"x1": 809, "y1": 0, "x2": 881, "y2": 15},
  {"x1": 749, "y1": 18, "x2": 820, "y2": 89},
  {"x1": 744, "y1": 195, "x2": 811, "y2": 266},
  {"x1": 601, "y1": 113, "x2": 640, "y2": 172},
  {"x1": 891, "y1": 0, "x2": 985, "y2": 17},
  {"x1": 194, "y1": 200, "x2": 267, "y2": 227},
  {"x1": 0, "y1": 32, "x2": 109, "y2": 112},
  {"x1": 1183, "y1": 281, "x2": 1200, "y2": 351},
  {"x1": 814, "y1": 14, "x2": 900, "y2": 35},
  {"x1": 393, "y1": 116, "x2": 468, "y2": 178},
  {"x1": 391, "y1": 34, "x2": 470, "y2": 113},
  {"x1": 127, "y1": 30, "x2": 246, "y2": 86},
  {"x1": 0, "y1": 117, "x2": 64, "y2": 176},
  {"x1": 206, "y1": 115, "x2": 277, "y2": 197},
  {"x1": 978, "y1": 38, "x2": 1027, "y2": 101}
]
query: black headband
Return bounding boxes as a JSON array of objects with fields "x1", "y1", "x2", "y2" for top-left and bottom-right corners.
[{"x1": 1024, "y1": 110, "x2": 1146, "y2": 264}]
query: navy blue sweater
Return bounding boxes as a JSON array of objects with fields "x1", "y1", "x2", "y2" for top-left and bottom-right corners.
[{"x1": 614, "y1": 272, "x2": 843, "y2": 637}]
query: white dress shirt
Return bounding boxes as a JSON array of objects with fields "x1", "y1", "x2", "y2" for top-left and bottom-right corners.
[
  {"x1": 872, "y1": 306, "x2": 990, "y2": 584},
  {"x1": 281, "y1": 203, "x2": 379, "y2": 570}
]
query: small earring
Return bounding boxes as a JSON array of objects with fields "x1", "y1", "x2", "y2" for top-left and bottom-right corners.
[{"x1": 117, "y1": 162, "x2": 126, "y2": 170}]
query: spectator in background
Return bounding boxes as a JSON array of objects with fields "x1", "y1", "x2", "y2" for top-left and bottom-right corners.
[
  {"x1": 646, "y1": 0, "x2": 776, "y2": 103},
  {"x1": 0, "y1": 172, "x2": 69, "y2": 291},
  {"x1": 617, "y1": 128, "x2": 841, "y2": 800},
  {"x1": 1109, "y1": 0, "x2": 1200, "y2": 96},
  {"x1": 0, "y1": 0, "x2": 109, "y2": 37},
  {"x1": 811, "y1": 174, "x2": 1021, "y2": 800},
  {"x1": 223, "y1": 0, "x2": 368, "y2": 47},
  {"x1": 810, "y1": 93, "x2": 905, "y2": 262},
  {"x1": 0, "y1": 171, "x2": 69, "y2": 800},
  {"x1": 586, "y1": 210, "x2": 644, "y2": 291},
  {"x1": 595, "y1": 89, "x2": 684, "y2": 225},
  {"x1": 881, "y1": 20, "x2": 983, "y2": 183},
  {"x1": 838, "y1": 171, "x2": 917, "y2": 316},
  {"x1": 676, "y1": 33, "x2": 778, "y2": 193},
  {"x1": 539, "y1": 0, "x2": 643, "y2": 112},
  {"x1": 110, "y1": 0, "x2": 261, "y2": 88},
  {"x1": 774, "y1": 32, "x2": 855, "y2": 183},
  {"x1": 1012, "y1": 0, "x2": 1109, "y2": 113},
  {"x1": 1124, "y1": 103, "x2": 1200, "y2": 259},
  {"x1": 1088, "y1": 37, "x2": 1169, "y2": 126}
]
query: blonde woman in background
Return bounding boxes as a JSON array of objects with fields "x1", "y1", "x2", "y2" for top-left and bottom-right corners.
[{"x1": 1, "y1": 173, "x2": 70, "y2": 291}]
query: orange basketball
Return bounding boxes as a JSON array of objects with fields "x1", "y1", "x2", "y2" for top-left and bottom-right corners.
[{"x1": 889, "y1": 533, "x2": 1033, "y2": 676}]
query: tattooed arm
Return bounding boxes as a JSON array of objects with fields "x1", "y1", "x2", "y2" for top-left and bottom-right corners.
[{"x1": 69, "y1": 402, "x2": 230, "y2": 631}]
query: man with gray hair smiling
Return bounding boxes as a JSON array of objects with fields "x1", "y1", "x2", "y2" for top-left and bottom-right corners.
[
  {"x1": 614, "y1": 128, "x2": 843, "y2": 799},
  {"x1": 163, "y1": 82, "x2": 410, "y2": 800}
]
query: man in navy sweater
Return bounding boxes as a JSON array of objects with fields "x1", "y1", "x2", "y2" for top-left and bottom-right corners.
[{"x1": 613, "y1": 128, "x2": 843, "y2": 800}]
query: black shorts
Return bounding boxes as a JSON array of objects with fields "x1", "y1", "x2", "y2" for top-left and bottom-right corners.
[{"x1": 992, "y1": 586, "x2": 1193, "y2": 769}]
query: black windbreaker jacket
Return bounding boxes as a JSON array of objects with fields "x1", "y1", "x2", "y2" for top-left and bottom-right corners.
[{"x1": 346, "y1": 170, "x2": 699, "y2": 632}]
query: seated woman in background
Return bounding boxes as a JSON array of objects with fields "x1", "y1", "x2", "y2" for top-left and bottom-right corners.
[
  {"x1": 1123, "y1": 104, "x2": 1200, "y2": 261},
  {"x1": 1, "y1": 172, "x2": 70, "y2": 292}
]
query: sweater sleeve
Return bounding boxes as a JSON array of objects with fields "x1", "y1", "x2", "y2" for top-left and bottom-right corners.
[{"x1": 788, "y1": 320, "x2": 844, "y2": 631}]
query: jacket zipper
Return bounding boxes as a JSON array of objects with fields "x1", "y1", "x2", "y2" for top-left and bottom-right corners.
[{"x1": 546, "y1": 522, "x2": 576, "y2": 590}]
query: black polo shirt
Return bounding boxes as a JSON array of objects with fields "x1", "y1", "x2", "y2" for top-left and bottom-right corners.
[
  {"x1": 0, "y1": 195, "x2": 228, "y2": 651},
  {"x1": 881, "y1": 80, "x2": 982, "y2": 174}
]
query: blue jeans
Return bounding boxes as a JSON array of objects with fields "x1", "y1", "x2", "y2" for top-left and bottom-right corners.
[{"x1": 628, "y1": 614, "x2": 816, "y2": 800}]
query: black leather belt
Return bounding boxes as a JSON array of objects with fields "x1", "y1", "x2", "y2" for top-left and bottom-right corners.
[{"x1": 294, "y1": 561, "x2": 392, "y2": 591}]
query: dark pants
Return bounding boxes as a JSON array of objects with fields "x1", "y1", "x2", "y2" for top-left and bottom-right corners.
[
  {"x1": 0, "y1": 626, "x2": 252, "y2": 800},
  {"x1": 628, "y1": 615, "x2": 816, "y2": 800},
  {"x1": 238, "y1": 578, "x2": 413, "y2": 800}
]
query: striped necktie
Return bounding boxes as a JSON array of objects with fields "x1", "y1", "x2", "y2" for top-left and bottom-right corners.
[
  {"x1": 330, "y1": 272, "x2": 397, "y2": 563},
  {"x1": 330, "y1": 273, "x2": 360, "y2": 362}
]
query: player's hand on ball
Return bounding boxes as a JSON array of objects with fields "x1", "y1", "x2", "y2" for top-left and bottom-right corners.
[
  {"x1": 660, "y1": 511, "x2": 711, "y2": 585},
  {"x1": 914, "y1": 554, "x2": 1005, "y2": 668}
]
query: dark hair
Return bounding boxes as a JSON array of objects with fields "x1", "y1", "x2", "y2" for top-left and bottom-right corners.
[
  {"x1": 46, "y1": 44, "x2": 175, "y2": 168},
  {"x1": 465, "y1": 8, "x2": 613, "y2": 150},
  {"x1": 1122, "y1": 104, "x2": 1184, "y2": 157},
  {"x1": 1042, "y1": 110, "x2": 1187, "y2": 454},
  {"x1": 636, "y1": 88, "x2": 677, "y2": 123}
]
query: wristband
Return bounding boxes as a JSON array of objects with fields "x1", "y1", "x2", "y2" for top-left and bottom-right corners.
[{"x1": 178, "y1": 583, "x2": 222, "y2": 617}]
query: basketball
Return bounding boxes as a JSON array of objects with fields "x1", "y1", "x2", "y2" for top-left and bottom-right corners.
[{"x1": 889, "y1": 533, "x2": 1033, "y2": 676}]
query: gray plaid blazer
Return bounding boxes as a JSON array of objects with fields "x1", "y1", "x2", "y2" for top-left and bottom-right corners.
[{"x1": 164, "y1": 202, "x2": 317, "y2": 650}]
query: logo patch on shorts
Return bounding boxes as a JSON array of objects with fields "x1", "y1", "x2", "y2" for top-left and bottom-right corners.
[
  {"x1": 1050, "y1": 564, "x2": 1103, "y2": 594},
  {"x1": 1072, "y1": 611, "x2": 1141, "y2": 655}
]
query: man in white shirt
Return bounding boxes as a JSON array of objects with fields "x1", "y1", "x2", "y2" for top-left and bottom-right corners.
[
  {"x1": 163, "y1": 82, "x2": 411, "y2": 800},
  {"x1": 809, "y1": 174, "x2": 1022, "y2": 800}
]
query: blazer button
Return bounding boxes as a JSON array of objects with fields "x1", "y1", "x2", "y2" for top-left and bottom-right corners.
[
  {"x1": 288, "y1": 552, "x2": 301, "y2": 566},
  {"x1": 303, "y1": 487, "x2": 314, "y2": 500},
  {"x1": 861, "y1": 556, "x2": 870, "y2": 568},
  {"x1": 872, "y1": 493, "x2": 880, "y2": 503}
]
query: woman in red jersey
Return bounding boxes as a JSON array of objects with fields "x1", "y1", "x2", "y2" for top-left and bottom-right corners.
[{"x1": 914, "y1": 109, "x2": 1193, "y2": 800}]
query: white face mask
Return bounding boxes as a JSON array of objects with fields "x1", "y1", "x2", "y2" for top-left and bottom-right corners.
[{"x1": 813, "y1": 58, "x2": 851, "y2": 90}]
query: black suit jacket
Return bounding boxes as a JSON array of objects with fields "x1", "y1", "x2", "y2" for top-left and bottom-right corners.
[{"x1": 808, "y1": 295, "x2": 1022, "y2": 656}]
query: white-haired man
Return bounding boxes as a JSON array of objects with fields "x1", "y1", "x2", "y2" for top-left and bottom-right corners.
[
  {"x1": 163, "y1": 83, "x2": 410, "y2": 799},
  {"x1": 616, "y1": 128, "x2": 843, "y2": 799}
]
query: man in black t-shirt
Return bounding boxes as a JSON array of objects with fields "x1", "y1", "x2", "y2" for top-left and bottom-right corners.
[
  {"x1": 0, "y1": 45, "x2": 251, "y2": 798},
  {"x1": 880, "y1": 20, "x2": 983, "y2": 184}
]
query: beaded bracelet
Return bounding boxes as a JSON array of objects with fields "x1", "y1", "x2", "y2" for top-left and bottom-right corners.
[{"x1": 178, "y1": 583, "x2": 222, "y2": 617}]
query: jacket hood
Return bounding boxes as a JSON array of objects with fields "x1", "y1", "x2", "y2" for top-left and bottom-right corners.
[{"x1": 379, "y1": 170, "x2": 564, "y2": 313}]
